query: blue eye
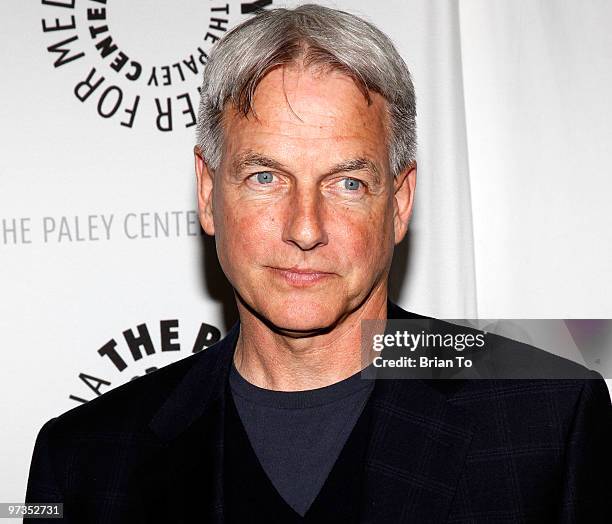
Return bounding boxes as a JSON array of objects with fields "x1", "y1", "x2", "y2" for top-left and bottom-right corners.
[
  {"x1": 343, "y1": 178, "x2": 361, "y2": 191},
  {"x1": 255, "y1": 172, "x2": 274, "y2": 184}
]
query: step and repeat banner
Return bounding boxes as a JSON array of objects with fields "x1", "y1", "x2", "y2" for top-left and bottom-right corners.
[{"x1": 2, "y1": 0, "x2": 611, "y2": 503}]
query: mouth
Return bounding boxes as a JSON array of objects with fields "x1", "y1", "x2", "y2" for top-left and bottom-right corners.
[{"x1": 267, "y1": 266, "x2": 335, "y2": 287}]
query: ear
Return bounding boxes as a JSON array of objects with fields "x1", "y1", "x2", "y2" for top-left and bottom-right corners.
[
  {"x1": 194, "y1": 145, "x2": 215, "y2": 236},
  {"x1": 392, "y1": 162, "x2": 417, "y2": 244}
]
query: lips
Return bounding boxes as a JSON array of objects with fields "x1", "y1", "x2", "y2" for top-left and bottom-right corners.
[{"x1": 268, "y1": 266, "x2": 334, "y2": 287}]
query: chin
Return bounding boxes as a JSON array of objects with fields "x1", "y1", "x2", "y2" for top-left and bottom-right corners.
[{"x1": 259, "y1": 296, "x2": 344, "y2": 335}]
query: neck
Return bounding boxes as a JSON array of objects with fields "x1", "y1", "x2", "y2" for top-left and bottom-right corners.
[{"x1": 232, "y1": 283, "x2": 388, "y2": 391}]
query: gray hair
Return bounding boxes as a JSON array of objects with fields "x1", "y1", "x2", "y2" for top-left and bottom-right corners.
[{"x1": 196, "y1": 3, "x2": 416, "y2": 177}]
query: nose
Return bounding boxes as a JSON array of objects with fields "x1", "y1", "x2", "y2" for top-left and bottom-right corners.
[{"x1": 282, "y1": 186, "x2": 328, "y2": 251}]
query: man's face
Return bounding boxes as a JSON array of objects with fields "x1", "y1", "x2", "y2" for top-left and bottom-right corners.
[{"x1": 196, "y1": 65, "x2": 415, "y2": 333}]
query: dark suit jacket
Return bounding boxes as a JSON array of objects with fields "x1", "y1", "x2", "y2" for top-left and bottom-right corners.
[{"x1": 26, "y1": 302, "x2": 612, "y2": 523}]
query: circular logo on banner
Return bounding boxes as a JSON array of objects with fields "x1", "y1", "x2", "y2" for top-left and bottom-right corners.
[
  {"x1": 68, "y1": 319, "x2": 223, "y2": 406},
  {"x1": 39, "y1": 0, "x2": 273, "y2": 132}
]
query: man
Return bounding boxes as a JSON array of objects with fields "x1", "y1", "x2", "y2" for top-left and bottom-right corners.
[{"x1": 26, "y1": 4, "x2": 611, "y2": 523}]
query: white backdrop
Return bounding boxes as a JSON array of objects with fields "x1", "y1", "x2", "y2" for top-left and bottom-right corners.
[{"x1": 1, "y1": 0, "x2": 611, "y2": 503}]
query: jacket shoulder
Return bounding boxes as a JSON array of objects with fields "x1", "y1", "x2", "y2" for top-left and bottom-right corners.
[
  {"x1": 388, "y1": 300, "x2": 602, "y2": 380},
  {"x1": 47, "y1": 338, "x2": 225, "y2": 438}
]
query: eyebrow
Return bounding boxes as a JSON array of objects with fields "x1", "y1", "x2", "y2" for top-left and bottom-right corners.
[
  {"x1": 233, "y1": 151, "x2": 286, "y2": 173},
  {"x1": 233, "y1": 150, "x2": 382, "y2": 184},
  {"x1": 331, "y1": 158, "x2": 382, "y2": 184}
]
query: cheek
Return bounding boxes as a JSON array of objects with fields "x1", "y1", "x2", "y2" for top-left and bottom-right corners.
[
  {"x1": 215, "y1": 195, "x2": 280, "y2": 265},
  {"x1": 237, "y1": 212, "x2": 278, "y2": 253},
  {"x1": 337, "y1": 205, "x2": 394, "y2": 260}
]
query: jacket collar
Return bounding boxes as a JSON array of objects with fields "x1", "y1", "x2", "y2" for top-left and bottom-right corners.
[
  {"x1": 149, "y1": 321, "x2": 239, "y2": 442},
  {"x1": 149, "y1": 299, "x2": 425, "y2": 442}
]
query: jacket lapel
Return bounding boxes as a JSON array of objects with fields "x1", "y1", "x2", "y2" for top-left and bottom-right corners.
[
  {"x1": 359, "y1": 302, "x2": 476, "y2": 523},
  {"x1": 135, "y1": 322, "x2": 240, "y2": 524},
  {"x1": 361, "y1": 377, "x2": 475, "y2": 523}
]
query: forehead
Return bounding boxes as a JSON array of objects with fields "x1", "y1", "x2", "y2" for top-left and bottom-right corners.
[{"x1": 221, "y1": 65, "x2": 390, "y2": 170}]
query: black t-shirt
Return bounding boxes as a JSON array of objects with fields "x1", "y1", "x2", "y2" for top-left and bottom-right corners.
[{"x1": 229, "y1": 362, "x2": 375, "y2": 516}]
